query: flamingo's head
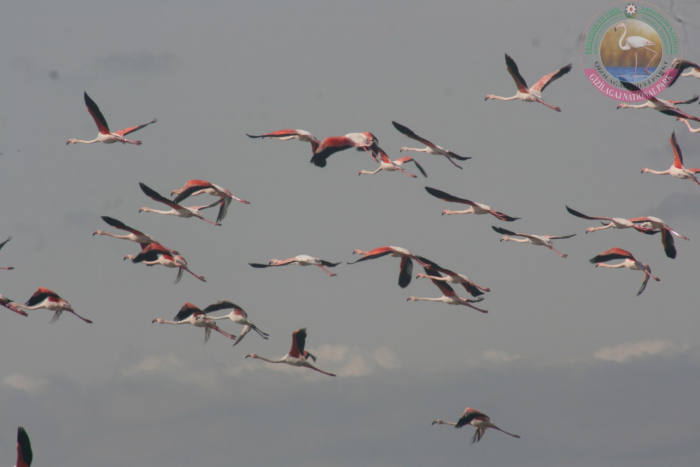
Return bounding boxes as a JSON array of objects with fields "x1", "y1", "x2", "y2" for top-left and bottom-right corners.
[
  {"x1": 66, "y1": 139, "x2": 76, "y2": 145},
  {"x1": 245, "y1": 353, "x2": 256, "y2": 359},
  {"x1": 92, "y1": 230, "x2": 103, "y2": 236},
  {"x1": 351, "y1": 249, "x2": 366, "y2": 256},
  {"x1": 406, "y1": 296, "x2": 417, "y2": 301},
  {"x1": 138, "y1": 207, "x2": 146, "y2": 213},
  {"x1": 152, "y1": 318, "x2": 163, "y2": 324},
  {"x1": 641, "y1": 167, "x2": 649, "y2": 174},
  {"x1": 616, "y1": 103, "x2": 628, "y2": 109},
  {"x1": 484, "y1": 94, "x2": 495, "y2": 101},
  {"x1": 614, "y1": 22, "x2": 625, "y2": 31}
]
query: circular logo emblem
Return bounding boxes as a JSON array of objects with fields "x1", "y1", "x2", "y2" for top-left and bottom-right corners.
[{"x1": 580, "y1": 1, "x2": 681, "y2": 100}]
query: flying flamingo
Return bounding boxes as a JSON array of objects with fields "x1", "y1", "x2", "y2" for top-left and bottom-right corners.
[
  {"x1": 170, "y1": 179, "x2": 250, "y2": 224},
  {"x1": 93, "y1": 216, "x2": 178, "y2": 253},
  {"x1": 630, "y1": 216, "x2": 689, "y2": 259},
  {"x1": 14, "y1": 287, "x2": 93, "y2": 323},
  {"x1": 358, "y1": 150, "x2": 427, "y2": 178},
  {"x1": 1, "y1": 236, "x2": 14, "y2": 270},
  {"x1": 432, "y1": 407, "x2": 520, "y2": 443},
  {"x1": 485, "y1": 54, "x2": 572, "y2": 111},
  {"x1": 413, "y1": 255, "x2": 490, "y2": 297},
  {"x1": 407, "y1": 268, "x2": 488, "y2": 313},
  {"x1": 138, "y1": 182, "x2": 222, "y2": 226},
  {"x1": 668, "y1": 59, "x2": 700, "y2": 87},
  {"x1": 391, "y1": 121, "x2": 470, "y2": 169},
  {"x1": 425, "y1": 187, "x2": 519, "y2": 221},
  {"x1": 66, "y1": 92, "x2": 156, "y2": 145},
  {"x1": 618, "y1": 81, "x2": 700, "y2": 121},
  {"x1": 201, "y1": 300, "x2": 269, "y2": 346},
  {"x1": 245, "y1": 328, "x2": 336, "y2": 377},
  {"x1": 16, "y1": 426, "x2": 33, "y2": 467},
  {"x1": 152, "y1": 302, "x2": 236, "y2": 343},
  {"x1": 1, "y1": 294, "x2": 27, "y2": 316},
  {"x1": 347, "y1": 246, "x2": 416, "y2": 288},
  {"x1": 614, "y1": 22, "x2": 658, "y2": 75},
  {"x1": 124, "y1": 243, "x2": 206, "y2": 283},
  {"x1": 492, "y1": 226, "x2": 575, "y2": 258},
  {"x1": 310, "y1": 132, "x2": 381, "y2": 168},
  {"x1": 246, "y1": 129, "x2": 320, "y2": 153},
  {"x1": 641, "y1": 132, "x2": 700, "y2": 187},
  {"x1": 249, "y1": 255, "x2": 340, "y2": 277},
  {"x1": 589, "y1": 247, "x2": 659, "y2": 296}
]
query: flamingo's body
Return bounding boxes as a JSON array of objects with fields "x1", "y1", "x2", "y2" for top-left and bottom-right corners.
[
  {"x1": 359, "y1": 151, "x2": 426, "y2": 178},
  {"x1": 426, "y1": 187, "x2": 519, "y2": 221},
  {"x1": 0, "y1": 236, "x2": 14, "y2": 270},
  {"x1": 407, "y1": 267, "x2": 488, "y2": 313},
  {"x1": 641, "y1": 132, "x2": 700, "y2": 187},
  {"x1": 15, "y1": 287, "x2": 92, "y2": 323},
  {"x1": 171, "y1": 179, "x2": 250, "y2": 224},
  {"x1": 139, "y1": 182, "x2": 221, "y2": 226},
  {"x1": 1, "y1": 294, "x2": 27, "y2": 316},
  {"x1": 618, "y1": 81, "x2": 700, "y2": 121},
  {"x1": 152, "y1": 302, "x2": 236, "y2": 342},
  {"x1": 485, "y1": 54, "x2": 571, "y2": 112},
  {"x1": 16, "y1": 426, "x2": 32, "y2": 467},
  {"x1": 432, "y1": 407, "x2": 520, "y2": 444},
  {"x1": 247, "y1": 129, "x2": 320, "y2": 153},
  {"x1": 413, "y1": 255, "x2": 490, "y2": 297},
  {"x1": 250, "y1": 255, "x2": 340, "y2": 277},
  {"x1": 590, "y1": 247, "x2": 659, "y2": 296},
  {"x1": 246, "y1": 328, "x2": 336, "y2": 377},
  {"x1": 125, "y1": 243, "x2": 206, "y2": 283},
  {"x1": 492, "y1": 226, "x2": 575, "y2": 258},
  {"x1": 614, "y1": 22, "x2": 658, "y2": 75},
  {"x1": 392, "y1": 121, "x2": 470, "y2": 169},
  {"x1": 310, "y1": 132, "x2": 380, "y2": 168},
  {"x1": 201, "y1": 300, "x2": 269, "y2": 346},
  {"x1": 668, "y1": 59, "x2": 700, "y2": 87},
  {"x1": 629, "y1": 216, "x2": 689, "y2": 259},
  {"x1": 67, "y1": 92, "x2": 156, "y2": 145},
  {"x1": 347, "y1": 246, "x2": 416, "y2": 288}
]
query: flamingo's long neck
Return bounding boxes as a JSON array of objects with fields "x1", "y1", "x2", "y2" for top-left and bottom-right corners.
[
  {"x1": 618, "y1": 24, "x2": 630, "y2": 50},
  {"x1": 141, "y1": 207, "x2": 177, "y2": 216},
  {"x1": 432, "y1": 420, "x2": 458, "y2": 426},
  {"x1": 487, "y1": 94, "x2": 519, "y2": 101}
]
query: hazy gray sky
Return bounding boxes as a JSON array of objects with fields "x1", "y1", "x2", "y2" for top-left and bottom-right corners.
[{"x1": 1, "y1": 1, "x2": 700, "y2": 466}]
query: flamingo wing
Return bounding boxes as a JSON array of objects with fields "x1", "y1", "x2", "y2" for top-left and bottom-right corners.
[
  {"x1": 100, "y1": 216, "x2": 148, "y2": 237},
  {"x1": 456, "y1": 407, "x2": 488, "y2": 428},
  {"x1": 319, "y1": 260, "x2": 341, "y2": 267},
  {"x1": 131, "y1": 243, "x2": 169, "y2": 263},
  {"x1": 290, "y1": 328, "x2": 307, "y2": 359},
  {"x1": 668, "y1": 59, "x2": 700, "y2": 87},
  {"x1": 398, "y1": 256, "x2": 414, "y2": 288},
  {"x1": 310, "y1": 136, "x2": 353, "y2": 167},
  {"x1": 431, "y1": 277, "x2": 458, "y2": 297},
  {"x1": 670, "y1": 131, "x2": 684, "y2": 168},
  {"x1": 492, "y1": 226, "x2": 518, "y2": 236},
  {"x1": 139, "y1": 182, "x2": 186, "y2": 210},
  {"x1": 589, "y1": 247, "x2": 635, "y2": 263},
  {"x1": 25, "y1": 287, "x2": 59, "y2": 307},
  {"x1": 546, "y1": 233, "x2": 576, "y2": 240},
  {"x1": 171, "y1": 180, "x2": 214, "y2": 203},
  {"x1": 505, "y1": 54, "x2": 529, "y2": 92},
  {"x1": 391, "y1": 121, "x2": 437, "y2": 148},
  {"x1": 16, "y1": 426, "x2": 32, "y2": 467},
  {"x1": 174, "y1": 303, "x2": 200, "y2": 321},
  {"x1": 246, "y1": 129, "x2": 309, "y2": 139},
  {"x1": 114, "y1": 118, "x2": 157, "y2": 137},
  {"x1": 249, "y1": 262, "x2": 272, "y2": 268},
  {"x1": 0, "y1": 236, "x2": 11, "y2": 251},
  {"x1": 397, "y1": 157, "x2": 427, "y2": 177},
  {"x1": 637, "y1": 273, "x2": 651, "y2": 296},
  {"x1": 661, "y1": 229, "x2": 677, "y2": 259},
  {"x1": 565, "y1": 206, "x2": 609, "y2": 221},
  {"x1": 83, "y1": 92, "x2": 110, "y2": 134},
  {"x1": 490, "y1": 210, "x2": 520, "y2": 222},
  {"x1": 346, "y1": 247, "x2": 394, "y2": 264},
  {"x1": 530, "y1": 63, "x2": 572, "y2": 94},
  {"x1": 665, "y1": 95, "x2": 699, "y2": 105},
  {"x1": 202, "y1": 300, "x2": 244, "y2": 315},
  {"x1": 425, "y1": 187, "x2": 477, "y2": 207}
]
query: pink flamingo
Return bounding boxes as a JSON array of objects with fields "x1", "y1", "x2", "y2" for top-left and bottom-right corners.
[
  {"x1": 641, "y1": 132, "x2": 700, "y2": 187},
  {"x1": 124, "y1": 243, "x2": 206, "y2": 283},
  {"x1": 426, "y1": 187, "x2": 519, "y2": 221},
  {"x1": 1, "y1": 294, "x2": 27, "y2": 316},
  {"x1": 492, "y1": 226, "x2": 575, "y2": 258},
  {"x1": 413, "y1": 255, "x2": 490, "y2": 297},
  {"x1": 138, "y1": 182, "x2": 222, "y2": 226},
  {"x1": 485, "y1": 54, "x2": 571, "y2": 111},
  {"x1": 247, "y1": 129, "x2": 320, "y2": 153},
  {"x1": 629, "y1": 216, "x2": 689, "y2": 259},
  {"x1": 347, "y1": 246, "x2": 416, "y2": 288},
  {"x1": 201, "y1": 300, "x2": 269, "y2": 346},
  {"x1": 614, "y1": 22, "x2": 658, "y2": 75},
  {"x1": 358, "y1": 150, "x2": 426, "y2": 178},
  {"x1": 668, "y1": 59, "x2": 700, "y2": 87},
  {"x1": 249, "y1": 255, "x2": 340, "y2": 277},
  {"x1": 15, "y1": 287, "x2": 93, "y2": 323},
  {"x1": 152, "y1": 302, "x2": 236, "y2": 343},
  {"x1": 392, "y1": 121, "x2": 470, "y2": 169},
  {"x1": 0, "y1": 236, "x2": 14, "y2": 270},
  {"x1": 170, "y1": 179, "x2": 250, "y2": 224},
  {"x1": 67, "y1": 92, "x2": 156, "y2": 145},
  {"x1": 16, "y1": 426, "x2": 32, "y2": 467},
  {"x1": 93, "y1": 216, "x2": 178, "y2": 253},
  {"x1": 310, "y1": 132, "x2": 381, "y2": 168},
  {"x1": 618, "y1": 81, "x2": 700, "y2": 121},
  {"x1": 432, "y1": 407, "x2": 520, "y2": 443},
  {"x1": 407, "y1": 268, "x2": 487, "y2": 313},
  {"x1": 590, "y1": 247, "x2": 659, "y2": 296},
  {"x1": 245, "y1": 328, "x2": 336, "y2": 377}
]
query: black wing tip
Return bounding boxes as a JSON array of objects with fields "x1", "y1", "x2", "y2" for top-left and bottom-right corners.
[
  {"x1": 249, "y1": 262, "x2": 269, "y2": 268},
  {"x1": 246, "y1": 133, "x2": 261, "y2": 138}
]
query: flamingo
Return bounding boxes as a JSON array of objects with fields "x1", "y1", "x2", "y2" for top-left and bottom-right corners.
[
  {"x1": 629, "y1": 216, "x2": 689, "y2": 259},
  {"x1": 310, "y1": 132, "x2": 381, "y2": 168},
  {"x1": 1, "y1": 294, "x2": 27, "y2": 316},
  {"x1": 124, "y1": 243, "x2": 206, "y2": 283},
  {"x1": 93, "y1": 216, "x2": 178, "y2": 253},
  {"x1": 152, "y1": 302, "x2": 236, "y2": 342},
  {"x1": 391, "y1": 121, "x2": 470, "y2": 169},
  {"x1": 614, "y1": 22, "x2": 658, "y2": 75},
  {"x1": 170, "y1": 179, "x2": 250, "y2": 224},
  {"x1": 14, "y1": 287, "x2": 93, "y2": 323},
  {"x1": 668, "y1": 59, "x2": 700, "y2": 87},
  {"x1": 425, "y1": 187, "x2": 519, "y2": 221},
  {"x1": 138, "y1": 182, "x2": 222, "y2": 226},
  {"x1": 677, "y1": 118, "x2": 700, "y2": 133},
  {"x1": 589, "y1": 247, "x2": 659, "y2": 296},
  {"x1": 485, "y1": 54, "x2": 571, "y2": 111},
  {"x1": 201, "y1": 300, "x2": 269, "y2": 346},
  {"x1": 413, "y1": 255, "x2": 490, "y2": 297},
  {"x1": 245, "y1": 328, "x2": 336, "y2": 377},
  {"x1": 617, "y1": 81, "x2": 700, "y2": 121},
  {"x1": 358, "y1": 150, "x2": 427, "y2": 178},
  {"x1": 641, "y1": 132, "x2": 700, "y2": 187},
  {"x1": 407, "y1": 268, "x2": 487, "y2": 313},
  {"x1": 347, "y1": 246, "x2": 416, "y2": 288},
  {"x1": 66, "y1": 92, "x2": 156, "y2": 145},
  {"x1": 246, "y1": 129, "x2": 320, "y2": 153},
  {"x1": 1, "y1": 236, "x2": 14, "y2": 270},
  {"x1": 249, "y1": 255, "x2": 340, "y2": 277},
  {"x1": 492, "y1": 226, "x2": 575, "y2": 258},
  {"x1": 432, "y1": 407, "x2": 520, "y2": 443},
  {"x1": 16, "y1": 426, "x2": 32, "y2": 467}
]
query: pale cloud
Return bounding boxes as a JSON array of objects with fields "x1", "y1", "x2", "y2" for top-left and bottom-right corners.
[
  {"x1": 122, "y1": 354, "x2": 220, "y2": 389},
  {"x1": 480, "y1": 349, "x2": 523, "y2": 364},
  {"x1": 594, "y1": 340, "x2": 691, "y2": 363},
  {"x1": 94, "y1": 51, "x2": 179, "y2": 74},
  {"x1": 3, "y1": 373, "x2": 48, "y2": 394}
]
